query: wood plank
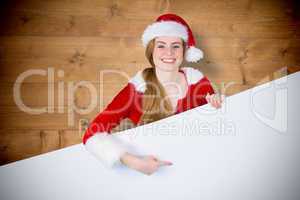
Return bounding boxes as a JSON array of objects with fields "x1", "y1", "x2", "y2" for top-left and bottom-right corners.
[
  {"x1": 59, "y1": 129, "x2": 82, "y2": 147},
  {"x1": 1, "y1": 0, "x2": 251, "y2": 21},
  {"x1": 0, "y1": 129, "x2": 81, "y2": 165},
  {"x1": 0, "y1": 0, "x2": 298, "y2": 38},
  {"x1": 0, "y1": 126, "x2": 136, "y2": 165},
  {"x1": 193, "y1": 60, "x2": 244, "y2": 84},
  {"x1": 249, "y1": 0, "x2": 296, "y2": 21},
  {"x1": 0, "y1": 82, "x2": 126, "y2": 108},
  {"x1": 242, "y1": 60, "x2": 291, "y2": 85},
  {"x1": 236, "y1": 38, "x2": 300, "y2": 62},
  {"x1": 0, "y1": 12, "x2": 151, "y2": 38},
  {"x1": 1, "y1": 36, "x2": 298, "y2": 63},
  {"x1": 201, "y1": 38, "x2": 300, "y2": 62},
  {"x1": 221, "y1": 83, "x2": 253, "y2": 96},
  {"x1": 0, "y1": 106, "x2": 93, "y2": 130},
  {"x1": 0, "y1": 12, "x2": 106, "y2": 37},
  {"x1": 2, "y1": 37, "x2": 297, "y2": 84},
  {"x1": 7, "y1": 0, "x2": 289, "y2": 22},
  {"x1": 0, "y1": 59, "x2": 144, "y2": 83},
  {"x1": 0, "y1": 129, "x2": 43, "y2": 165},
  {"x1": 162, "y1": 0, "x2": 250, "y2": 22},
  {"x1": 0, "y1": 36, "x2": 145, "y2": 61},
  {"x1": 1, "y1": 0, "x2": 112, "y2": 16},
  {"x1": 0, "y1": 10, "x2": 298, "y2": 38},
  {"x1": 0, "y1": 97, "x2": 145, "y2": 130}
]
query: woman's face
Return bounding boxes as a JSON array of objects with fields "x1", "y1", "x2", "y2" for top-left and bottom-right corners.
[{"x1": 152, "y1": 36, "x2": 184, "y2": 72}]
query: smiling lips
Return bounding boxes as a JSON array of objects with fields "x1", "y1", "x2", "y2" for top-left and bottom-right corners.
[{"x1": 161, "y1": 58, "x2": 176, "y2": 63}]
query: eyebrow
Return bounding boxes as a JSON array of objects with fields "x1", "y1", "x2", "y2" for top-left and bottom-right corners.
[{"x1": 156, "y1": 41, "x2": 182, "y2": 45}]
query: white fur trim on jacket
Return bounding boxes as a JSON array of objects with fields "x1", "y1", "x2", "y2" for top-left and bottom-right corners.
[
  {"x1": 129, "y1": 67, "x2": 204, "y2": 93},
  {"x1": 129, "y1": 70, "x2": 147, "y2": 93},
  {"x1": 142, "y1": 21, "x2": 188, "y2": 47},
  {"x1": 181, "y1": 67, "x2": 204, "y2": 84},
  {"x1": 85, "y1": 133, "x2": 127, "y2": 168}
]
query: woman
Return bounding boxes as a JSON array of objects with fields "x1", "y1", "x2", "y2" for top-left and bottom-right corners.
[{"x1": 83, "y1": 14, "x2": 223, "y2": 175}]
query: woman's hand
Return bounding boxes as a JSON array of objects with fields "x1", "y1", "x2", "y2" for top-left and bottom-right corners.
[
  {"x1": 121, "y1": 153, "x2": 172, "y2": 175},
  {"x1": 205, "y1": 93, "x2": 225, "y2": 109}
]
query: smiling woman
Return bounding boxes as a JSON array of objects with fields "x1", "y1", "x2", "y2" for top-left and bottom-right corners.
[
  {"x1": 153, "y1": 37, "x2": 184, "y2": 70},
  {"x1": 83, "y1": 13, "x2": 223, "y2": 175},
  {"x1": 141, "y1": 36, "x2": 187, "y2": 122}
]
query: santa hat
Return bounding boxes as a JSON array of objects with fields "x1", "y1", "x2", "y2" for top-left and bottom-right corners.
[{"x1": 142, "y1": 13, "x2": 203, "y2": 63}]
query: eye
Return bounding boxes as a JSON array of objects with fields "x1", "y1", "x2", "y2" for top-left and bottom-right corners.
[
  {"x1": 172, "y1": 44, "x2": 182, "y2": 49},
  {"x1": 157, "y1": 45, "x2": 165, "y2": 48}
]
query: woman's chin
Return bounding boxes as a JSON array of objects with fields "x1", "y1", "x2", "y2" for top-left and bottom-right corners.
[{"x1": 156, "y1": 63, "x2": 180, "y2": 72}]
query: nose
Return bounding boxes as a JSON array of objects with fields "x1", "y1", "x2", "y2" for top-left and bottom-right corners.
[{"x1": 165, "y1": 46, "x2": 174, "y2": 56}]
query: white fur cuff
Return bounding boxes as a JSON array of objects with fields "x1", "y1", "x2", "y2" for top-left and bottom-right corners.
[{"x1": 85, "y1": 133, "x2": 127, "y2": 168}]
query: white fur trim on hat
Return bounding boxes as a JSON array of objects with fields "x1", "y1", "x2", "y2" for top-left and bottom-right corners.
[
  {"x1": 185, "y1": 46, "x2": 204, "y2": 63},
  {"x1": 142, "y1": 21, "x2": 188, "y2": 47},
  {"x1": 85, "y1": 133, "x2": 127, "y2": 168}
]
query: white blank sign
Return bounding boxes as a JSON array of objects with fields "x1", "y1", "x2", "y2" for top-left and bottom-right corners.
[{"x1": 0, "y1": 72, "x2": 299, "y2": 200}]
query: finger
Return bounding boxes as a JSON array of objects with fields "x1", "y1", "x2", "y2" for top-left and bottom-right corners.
[
  {"x1": 217, "y1": 100, "x2": 222, "y2": 108},
  {"x1": 214, "y1": 95, "x2": 221, "y2": 108},
  {"x1": 213, "y1": 100, "x2": 218, "y2": 108},
  {"x1": 221, "y1": 94, "x2": 225, "y2": 102},
  {"x1": 208, "y1": 94, "x2": 215, "y2": 104},
  {"x1": 214, "y1": 94, "x2": 220, "y2": 102},
  {"x1": 205, "y1": 93, "x2": 211, "y2": 102},
  {"x1": 215, "y1": 100, "x2": 221, "y2": 108},
  {"x1": 211, "y1": 95, "x2": 217, "y2": 107},
  {"x1": 148, "y1": 155, "x2": 158, "y2": 161},
  {"x1": 158, "y1": 160, "x2": 173, "y2": 166},
  {"x1": 218, "y1": 94, "x2": 224, "y2": 107},
  {"x1": 215, "y1": 94, "x2": 222, "y2": 107}
]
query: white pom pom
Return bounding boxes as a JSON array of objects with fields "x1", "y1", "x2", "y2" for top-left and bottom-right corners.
[{"x1": 185, "y1": 46, "x2": 204, "y2": 62}]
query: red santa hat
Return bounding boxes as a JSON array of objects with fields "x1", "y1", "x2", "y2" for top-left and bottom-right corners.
[{"x1": 142, "y1": 13, "x2": 203, "y2": 63}]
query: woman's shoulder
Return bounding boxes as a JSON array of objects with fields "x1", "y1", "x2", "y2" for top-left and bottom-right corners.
[
  {"x1": 128, "y1": 70, "x2": 147, "y2": 93},
  {"x1": 181, "y1": 67, "x2": 205, "y2": 85}
]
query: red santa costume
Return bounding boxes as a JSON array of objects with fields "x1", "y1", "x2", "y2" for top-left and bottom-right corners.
[{"x1": 83, "y1": 14, "x2": 215, "y2": 168}]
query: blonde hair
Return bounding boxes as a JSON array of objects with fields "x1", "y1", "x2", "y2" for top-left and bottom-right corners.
[{"x1": 140, "y1": 38, "x2": 185, "y2": 124}]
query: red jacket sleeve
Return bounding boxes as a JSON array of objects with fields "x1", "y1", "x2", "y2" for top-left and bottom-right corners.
[{"x1": 83, "y1": 83, "x2": 136, "y2": 144}]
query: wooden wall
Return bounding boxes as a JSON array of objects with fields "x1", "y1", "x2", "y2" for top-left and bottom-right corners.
[{"x1": 0, "y1": 0, "x2": 299, "y2": 165}]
